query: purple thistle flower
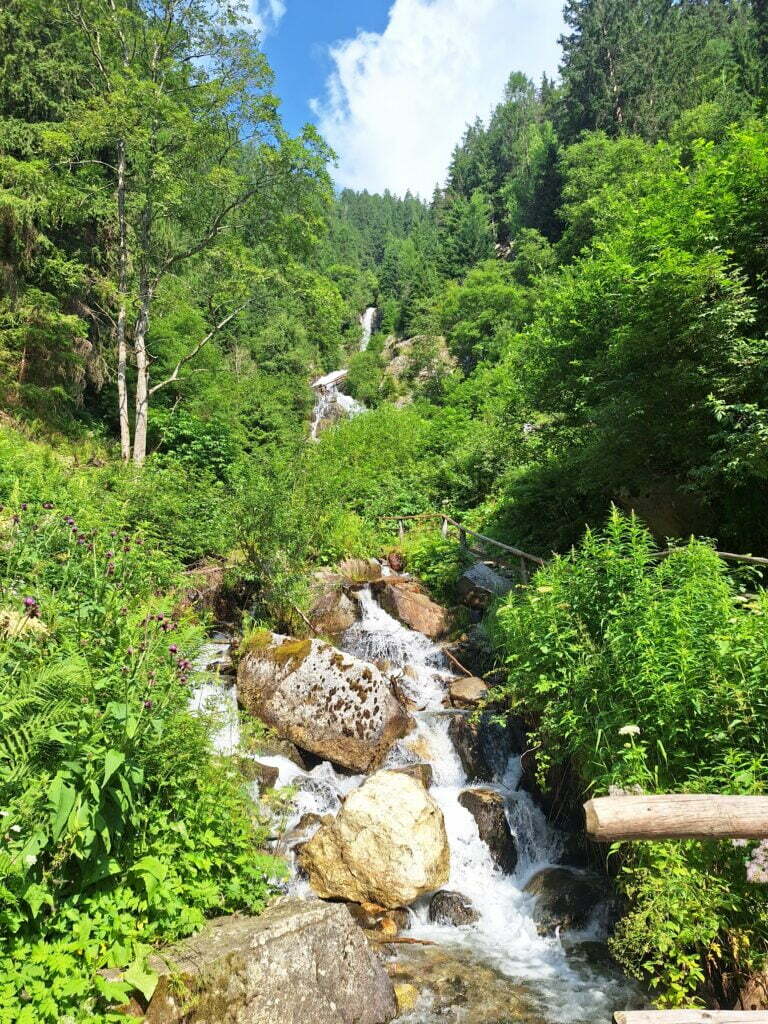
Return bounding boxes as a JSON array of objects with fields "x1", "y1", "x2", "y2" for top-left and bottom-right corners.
[
  {"x1": 20, "y1": 503, "x2": 27, "y2": 511},
  {"x1": 168, "y1": 644, "x2": 178, "y2": 655},
  {"x1": 42, "y1": 502, "x2": 54, "y2": 510},
  {"x1": 106, "y1": 563, "x2": 115, "y2": 576},
  {"x1": 143, "y1": 700, "x2": 153, "y2": 710},
  {"x1": 12, "y1": 515, "x2": 19, "y2": 525}
]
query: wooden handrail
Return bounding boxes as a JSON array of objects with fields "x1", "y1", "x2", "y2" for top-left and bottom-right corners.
[
  {"x1": 382, "y1": 513, "x2": 546, "y2": 567},
  {"x1": 585, "y1": 795, "x2": 768, "y2": 841},
  {"x1": 384, "y1": 514, "x2": 768, "y2": 573}
]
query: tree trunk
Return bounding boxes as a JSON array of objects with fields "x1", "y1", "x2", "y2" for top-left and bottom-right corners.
[
  {"x1": 115, "y1": 139, "x2": 131, "y2": 461},
  {"x1": 132, "y1": 284, "x2": 152, "y2": 467}
]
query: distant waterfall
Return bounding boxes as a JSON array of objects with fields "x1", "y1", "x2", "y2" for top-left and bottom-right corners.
[{"x1": 360, "y1": 306, "x2": 377, "y2": 351}]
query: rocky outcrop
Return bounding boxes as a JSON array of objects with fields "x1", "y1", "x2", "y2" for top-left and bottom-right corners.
[
  {"x1": 447, "y1": 676, "x2": 488, "y2": 708},
  {"x1": 373, "y1": 580, "x2": 448, "y2": 639},
  {"x1": 524, "y1": 867, "x2": 605, "y2": 934},
  {"x1": 298, "y1": 770, "x2": 450, "y2": 908},
  {"x1": 237, "y1": 634, "x2": 412, "y2": 773},
  {"x1": 456, "y1": 563, "x2": 514, "y2": 610},
  {"x1": 145, "y1": 902, "x2": 397, "y2": 1024},
  {"x1": 458, "y1": 789, "x2": 518, "y2": 874},
  {"x1": 428, "y1": 890, "x2": 479, "y2": 926}
]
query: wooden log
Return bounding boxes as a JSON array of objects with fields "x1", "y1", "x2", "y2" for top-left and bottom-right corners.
[
  {"x1": 585, "y1": 795, "x2": 768, "y2": 841},
  {"x1": 615, "y1": 1012, "x2": 768, "y2": 1024}
]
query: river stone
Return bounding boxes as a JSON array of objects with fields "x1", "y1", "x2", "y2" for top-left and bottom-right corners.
[
  {"x1": 145, "y1": 902, "x2": 397, "y2": 1024},
  {"x1": 448, "y1": 676, "x2": 489, "y2": 708},
  {"x1": 428, "y1": 890, "x2": 480, "y2": 926},
  {"x1": 297, "y1": 770, "x2": 450, "y2": 908},
  {"x1": 373, "y1": 580, "x2": 449, "y2": 639},
  {"x1": 237, "y1": 634, "x2": 412, "y2": 774},
  {"x1": 524, "y1": 866, "x2": 605, "y2": 934},
  {"x1": 458, "y1": 789, "x2": 518, "y2": 874}
]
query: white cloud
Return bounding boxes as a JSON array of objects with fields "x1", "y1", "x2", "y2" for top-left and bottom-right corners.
[
  {"x1": 312, "y1": 0, "x2": 564, "y2": 197},
  {"x1": 250, "y1": 0, "x2": 286, "y2": 37}
]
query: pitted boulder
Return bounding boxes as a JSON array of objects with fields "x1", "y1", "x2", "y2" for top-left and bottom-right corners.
[{"x1": 238, "y1": 634, "x2": 412, "y2": 773}]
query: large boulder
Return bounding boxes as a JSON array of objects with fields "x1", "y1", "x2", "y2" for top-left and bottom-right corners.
[
  {"x1": 458, "y1": 789, "x2": 518, "y2": 874},
  {"x1": 524, "y1": 867, "x2": 605, "y2": 934},
  {"x1": 237, "y1": 634, "x2": 412, "y2": 774},
  {"x1": 373, "y1": 580, "x2": 449, "y2": 639},
  {"x1": 145, "y1": 902, "x2": 397, "y2": 1024},
  {"x1": 298, "y1": 770, "x2": 450, "y2": 908}
]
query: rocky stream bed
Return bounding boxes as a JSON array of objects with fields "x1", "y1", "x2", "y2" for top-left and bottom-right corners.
[{"x1": 164, "y1": 562, "x2": 647, "y2": 1024}]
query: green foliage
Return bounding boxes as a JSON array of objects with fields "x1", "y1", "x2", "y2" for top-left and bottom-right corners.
[
  {"x1": 400, "y1": 530, "x2": 471, "y2": 604},
  {"x1": 0, "y1": 428, "x2": 282, "y2": 1022},
  {"x1": 494, "y1": 510, "x2": 768, "y2": 1001}
]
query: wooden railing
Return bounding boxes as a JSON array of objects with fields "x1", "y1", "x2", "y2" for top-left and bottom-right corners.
[{"x1": 383, "y1": 513, "x2": 545, "y2": 583}]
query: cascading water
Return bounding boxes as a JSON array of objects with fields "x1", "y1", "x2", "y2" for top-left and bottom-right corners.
[
  {"x1": 189, "y1": 588, "x2": 641, "y2": 1023},
  {"x1": 309, "y1": 307, "x2": 376, "y2": 439},
  {"x1": 360, "y1": 305, "x2": 377, "y2": 351}
]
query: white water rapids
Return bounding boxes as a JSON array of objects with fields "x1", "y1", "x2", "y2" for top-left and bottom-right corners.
[{"x1": 191, "y1": 588, "x2": 641, "y2": 1024}]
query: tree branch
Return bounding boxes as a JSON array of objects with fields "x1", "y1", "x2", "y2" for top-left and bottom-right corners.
[{"x1": 148, "y1": 304, "x2": 246, "y2": 396}]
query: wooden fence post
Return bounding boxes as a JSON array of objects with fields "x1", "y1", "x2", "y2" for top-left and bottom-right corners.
[
  {"x1": 398, "y1": 519, "x2": 405, "y2": 540},
  {"x1": 459, "y1": 528, "x2": 468, "y2": 550},
  {"x1": 441, "y1": 517, "x2": 449, "y2": 538},
  {"x1": 519, "y1": 557, "x2": 529, "y2": 584}
]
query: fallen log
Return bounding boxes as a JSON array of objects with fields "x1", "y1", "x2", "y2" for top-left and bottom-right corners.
[
  {"x1": 615, "y1": 1013, "x2": 768, "y2": 1024},
  {"x1": 585, "y1": 795, "x2": 768, "y2": 841}
]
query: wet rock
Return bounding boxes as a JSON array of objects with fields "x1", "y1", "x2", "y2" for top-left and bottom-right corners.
[
  {"x1": 280, "y1": 812, "x2": 334, "y2": 850},
  {"x1": 448, "y1": 713, "x2": 521, "y2": 783},
  {"x1": 387, "y1": 945, "x2": 544, "y2": 1024},
  {"x1": 393, "y1": 983, "x2": 420, "y2": 1014},
  {"x1": 374, "y1": 580, "x2": 449, "y2": 639},
  {"x1": 428, "y1": 890, "x2": 480, "y2": 926},
  {"x1": 393, "y1": 762, "x2": 434, "y2": 788},
  {"x1": 145, "y1": 902, "x2": 397, "y2": 1023},
  {"x1": 346, "y1": 901, "x2": 410, "y2": 937},
  {"x1": 298, "y1": 770, "x2": 450, "y2": 908},
  {"x1": 458, "y1": 789, "x2": 518, "y2": 874},
  {"x1": 245, "y1": 735, "x2": 307, "y2": 770},
  {"x1": 238, "y1": 634, "x2": 413, "y2": 774},
  {"x1": 309, "y1": 587, "x2": 359, "y2": 637},
  {"x1": 456, "y1": 563, "x2": 514, "y2": 610},
  {"x1": 447, "y1": 676, "x2": 489, "y2": 708},
  {"x1": 524, "y1": 867, "x2": 605, "y2": 934},
  {"x1": 387, "y1": 550, "x2": 405, "y2": 573}
]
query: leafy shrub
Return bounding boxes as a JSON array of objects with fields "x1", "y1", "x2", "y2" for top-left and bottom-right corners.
[
  {"x1": 401, "y1": 529, "x2": 471, "y2": 603},
  {"x1": 493, "y1": 509, "x2": 768, "y2": 1003},
  {"x1": 0, "y1": 431, "x2": 282, "y2": 1022}
]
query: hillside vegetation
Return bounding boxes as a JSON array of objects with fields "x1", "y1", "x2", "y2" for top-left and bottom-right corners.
[{"x1": 2, "y1": 0, "x2": 768, "y2": 1017}]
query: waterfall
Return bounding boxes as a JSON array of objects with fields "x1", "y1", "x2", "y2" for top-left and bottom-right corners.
[
  {"x1": 190, "y1": 587, "x2": 640, "y2": 1022},
  {"x1": 360, "y1": 305, "x2": 377, "y2": 351},
  {"x1": 308, "y1": 306, "x2": 376, "y2": 439}
]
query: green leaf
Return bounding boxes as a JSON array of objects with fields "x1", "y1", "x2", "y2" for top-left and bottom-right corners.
[
  {"x1": 48, "y1": 774, "x2": 77, "y2": 841},
  {"x1": 123, "y1": 960, "x2": 159, "y2": 1002},
  {"x1": 129, "y1": 855, "x2": 168, "y2": 897},
  {"x1": 103, "y1": 749, "x2": 125, "y2": 788}
]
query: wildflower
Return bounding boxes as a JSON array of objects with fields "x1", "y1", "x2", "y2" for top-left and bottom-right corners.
[
  {"x1": 106, "y1": 562, "x2": 115, "y2": 576},
  {"x1": 11, "y1": 515, "x2": 19, "y2": 525},
  {"x1": 168, "y1": 644, "x2": 178, "y2": 655},
  {"x1": 143, "y1": 700, "x2": 153, "y2": 710},
  {"x1": 22, "y1": 597, "x2": 39, "y2": 618},
  {"x1": 179, "y1": 675, "x2": 188, "y2": 685},
  {"x1": 20, "y1": 503, "x2": 27, "y2": 511},
  {"x1": 64, "y1": 516, "x2": 75, "y2": 526},
  {"x1": 42, "y1": 502, "x2": 54, "y2": 510},
  {"x1": 126, "y1": 647, "x2": 135, "y2": 657},
  {"x1": 106, "y1": 550, "x2": 114, "y2": 558},
  {"x1": 618, "y1": 725, "x2": 641, "y2": 737}
]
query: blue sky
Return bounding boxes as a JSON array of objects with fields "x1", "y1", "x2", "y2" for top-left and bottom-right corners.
[{"x1": 253, "y1": 0, "x2": 566, "y2": 197}]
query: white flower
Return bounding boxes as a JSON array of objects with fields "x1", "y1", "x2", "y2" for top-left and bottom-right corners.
[{"x1": 618, "y1": 725, "x2": 641, "y2": 737}]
